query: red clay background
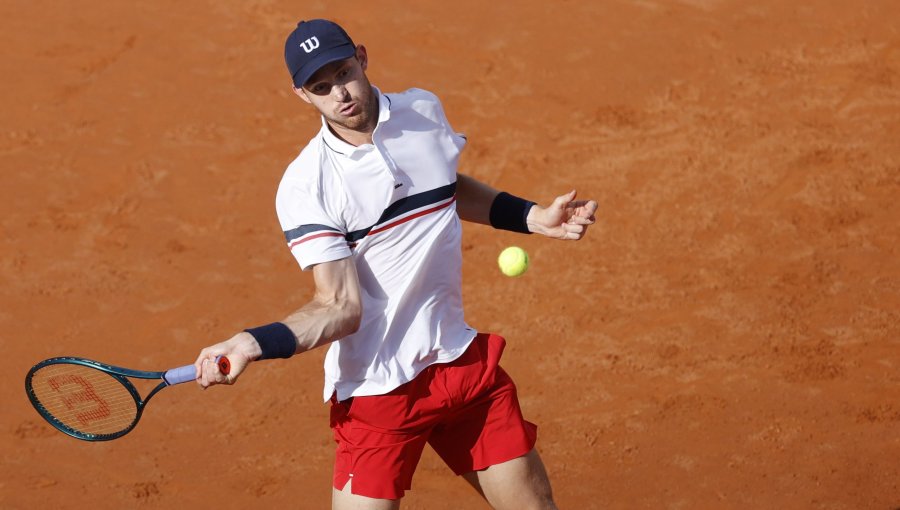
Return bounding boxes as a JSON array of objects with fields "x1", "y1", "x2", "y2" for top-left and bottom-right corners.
[{"x1": 2, "y1": 1, "x2": 899, "y2": 508}]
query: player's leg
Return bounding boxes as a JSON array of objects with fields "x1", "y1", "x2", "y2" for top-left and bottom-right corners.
[
  {"x1": 329, "y1": 406, "x2": 428, "y2": 506},
  {"x1": 328, "y1": 373, "x2": 441, "y2": 508},
  {"x1": 429, "y1": 333, "x2": 552, "y2": 509},
  {"x1": 460, "y1": 448, "x2": 557, "y2": 510},
  {"x1": 332, "y1": 480, "x2": 401, "y2": 510}
]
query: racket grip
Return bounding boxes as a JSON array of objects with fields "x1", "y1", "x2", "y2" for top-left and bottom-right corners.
[{"x1": 164, "y1": 356, "x2": 231, "y2": 385}]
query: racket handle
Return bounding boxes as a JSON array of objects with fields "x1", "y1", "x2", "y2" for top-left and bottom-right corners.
[{"x1": 164, "y1": 356, "x2": 231, "y2": 385}]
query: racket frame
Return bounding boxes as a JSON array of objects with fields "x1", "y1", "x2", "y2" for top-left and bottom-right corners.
[{"x1": 25, "y1": 357, "x2": 176, "y2": 442}]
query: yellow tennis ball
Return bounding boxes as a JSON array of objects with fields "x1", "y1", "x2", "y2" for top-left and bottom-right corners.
[{"x1": 498, "y1": 246, "x2": 529, "y2": 277}]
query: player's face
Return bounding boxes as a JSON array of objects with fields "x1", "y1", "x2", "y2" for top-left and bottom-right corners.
[{"x1": 294, "y1": 45, "x2": 376, "y2": 135}]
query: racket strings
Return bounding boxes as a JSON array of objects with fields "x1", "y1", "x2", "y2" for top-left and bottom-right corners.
[{"x1": 29, "y1": 364, "x2": 139, "y2": 436}]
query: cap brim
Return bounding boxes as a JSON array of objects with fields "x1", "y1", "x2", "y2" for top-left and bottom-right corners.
[{"x1": 292, "y1": 44, "x2": 356, "y2": 88}]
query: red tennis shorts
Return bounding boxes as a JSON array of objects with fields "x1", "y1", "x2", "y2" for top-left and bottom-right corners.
[{"x1": 329, "y1": 332, "x2": 538, "y2": 500}]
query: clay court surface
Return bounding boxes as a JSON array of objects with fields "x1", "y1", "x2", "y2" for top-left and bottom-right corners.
[{"x1": 2, "y1": 1, "x2": 899, "y2": 508}]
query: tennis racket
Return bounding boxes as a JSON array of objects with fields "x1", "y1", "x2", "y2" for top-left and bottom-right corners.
[{"x1": 25, "y1": 355, "x2": 230, "y2": 441}]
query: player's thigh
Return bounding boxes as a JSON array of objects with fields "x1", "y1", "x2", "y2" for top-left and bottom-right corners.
[
  {"x1": 461, "y1": 449, "x2": 557, "y2": 510},
  {"x1": 333, "y1": 480, "x2": 401, "y2": 510}
]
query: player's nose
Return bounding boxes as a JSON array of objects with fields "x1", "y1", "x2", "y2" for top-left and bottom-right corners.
[{"x1": 332, "y1": 84, "x2": 350, "y2": 101}]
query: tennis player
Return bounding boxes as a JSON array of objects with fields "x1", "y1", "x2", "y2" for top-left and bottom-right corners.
[{"x1": 194, "y1": 19, "x2": 597, "y2": 510}]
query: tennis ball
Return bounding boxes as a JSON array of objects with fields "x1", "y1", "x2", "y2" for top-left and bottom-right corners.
[{"x1": 498, "y1": 246, "x2": 529, "y2": 277}]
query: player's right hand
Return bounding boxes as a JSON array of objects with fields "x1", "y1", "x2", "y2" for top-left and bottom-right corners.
[{"x1": 193, "y1": 332, "x2": 262, "y2": 388}]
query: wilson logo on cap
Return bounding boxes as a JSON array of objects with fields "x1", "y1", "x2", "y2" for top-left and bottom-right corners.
[{"x1": 300, "y1": 36, "x2": 320, "y2": 53}]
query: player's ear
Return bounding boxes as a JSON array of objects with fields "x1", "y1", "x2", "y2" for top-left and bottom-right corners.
[
  {"x1": 355, "y1": 44, "x2": 368, "y2": 71},
  {"x1": 293, "y1": 84, "x2": 312, "y2": 104}
]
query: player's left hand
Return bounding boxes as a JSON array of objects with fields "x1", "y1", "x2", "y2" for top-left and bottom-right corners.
[{"x1": 527, "y1": 190, "x2": 597, "y2": 240}]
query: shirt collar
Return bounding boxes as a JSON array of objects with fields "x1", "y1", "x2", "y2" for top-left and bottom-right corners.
[{"x1": 320, "y1": 85, "x2": 391, "y2": 158}]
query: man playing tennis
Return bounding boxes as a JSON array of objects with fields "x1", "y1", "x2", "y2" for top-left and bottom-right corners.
[{"x1": 194, "y1": 19, "x2": 597, "y2": 510}]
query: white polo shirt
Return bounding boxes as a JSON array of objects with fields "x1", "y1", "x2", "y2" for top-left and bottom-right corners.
[{"x1": 275, "y1": 87, "x2": 477, "y2": 402}]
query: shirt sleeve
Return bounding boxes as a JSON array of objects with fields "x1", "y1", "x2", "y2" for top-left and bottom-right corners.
[
  {"x1": 432, "y1": 94, "x2": 467, "y2": 153},
  {"x1": 276, "y1": 179, "x2": 351, "y2": 271},
  {"x1": 406, "y1": 88, "x2": 467, "y2": 154}
]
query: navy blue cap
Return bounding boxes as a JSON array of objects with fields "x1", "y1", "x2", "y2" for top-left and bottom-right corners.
[{"x1": 284, "y1": 19, "x2": 356, "y2": 88}]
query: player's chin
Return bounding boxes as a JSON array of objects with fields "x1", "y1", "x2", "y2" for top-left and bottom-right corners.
[{"x1": 340, "y1": 115, "x2": 370, "y2": 131}]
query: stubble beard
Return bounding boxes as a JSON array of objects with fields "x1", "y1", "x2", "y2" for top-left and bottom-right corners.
[{"x1": 330, "y1": 84, "x2": 377, "y2": 133}]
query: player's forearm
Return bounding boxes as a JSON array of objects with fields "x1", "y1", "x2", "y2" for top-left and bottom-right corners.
[
  {"x1": 281, "y1": 294, "x2": 362, "y2": 354},
  {"x1": 455, "y1": 173, "x2": 499, "y2": 225},
  {"x1": 283, "y1": 257, "x2": 363, "y2": 353},
  {"x1": 457, "y1": 173, "x2": 537, "y2": 234},
  {"x1": 228, "y1": 293, "x2": 360, "y2": 363},
  {"x1": 239, "y1": 257, "x2": 362, "y2": 361},
  {"x1": 194, "y1": 258, "x2": 362, "y2": 388}
]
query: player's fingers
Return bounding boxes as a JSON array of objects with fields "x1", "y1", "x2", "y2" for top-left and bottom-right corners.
[
  {"x1": 576, "y1": 224, "x2": 590, "y2": 240},
  {"x1": 567, "y1": 215, "x2": 593, "y2": 225},
  {"x1": 192, "y1": 362, "x2": 202, "y2": 386},
  {"x1": 554, "y1": 223, "x2": 585, "y2": 240},
  {"x1": 202, "y1": 356, "x2": 223, "y2": 388},
  {"x1": 193, "y1": 349, "x2": 209, "y2": 372},
  {"x1": 198, "y1": 358, "x2": 211, "y2": 389},
  {"x1": 194, "y1": 349, "x2": 213, "y2": 387},
  {"x1": 571, "y1": 201, "x2": 597, "y2": 217},
  {"x1": 206, "y1": 358, "x2": 221, "y2": 387},
  {"x1": 553, "y1": 190, "x2": 577, "y2": 209},
  {"x1": 564, "y1": 222, "x2": 585, "y2": 234}
]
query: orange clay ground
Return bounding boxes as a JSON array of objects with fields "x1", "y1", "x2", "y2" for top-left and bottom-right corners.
[{"x1": 2, "y1": 1, "x2": 899, "y2": 509}]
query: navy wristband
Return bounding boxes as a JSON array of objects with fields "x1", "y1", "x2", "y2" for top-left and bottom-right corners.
[
  {"x1": 244, "y1": 322, "x2": 296, "y2": 360},
  {"x1": 489, "y1": 192, "x2": 535, "y2": 234}
]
